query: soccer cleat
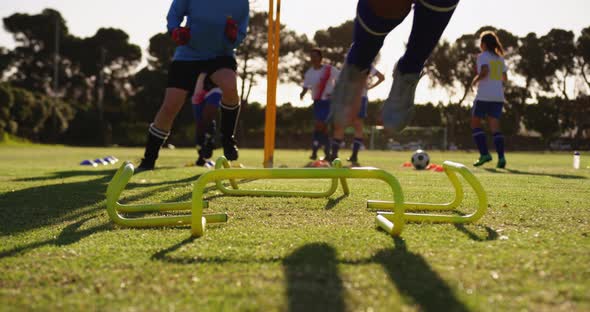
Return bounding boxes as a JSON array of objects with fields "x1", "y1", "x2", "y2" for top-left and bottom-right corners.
[
  {"x1": 496, "y1": 157, "x2": 506, "y2": 169},
  {"x1": 222, "y1": 135, "x2": 239, "y2": 161},
  {"x1": 347, "y1": 155, "x2": 358, "y2": 163},
  {"x1": 136, "y1": 158, "x2": 155, "y2": 173},
  {"x1": 195, "y1": 157, "x2": 207, "y2": 167},
  {"x1": 329, "y1": 63, "x2": 368, "y2": 124},
  {"x1": 309, "y1": 153, "x2": 318, "y2": 160},
  {"x1": 382, "y1": 64, "x2": 421, "y2": 133},
  {"x1": 473, "y1": 154, "x2": 492, "y2": 167},
  {"x1": 198, "y1": 133, "x2": 215, "y2": 159}
]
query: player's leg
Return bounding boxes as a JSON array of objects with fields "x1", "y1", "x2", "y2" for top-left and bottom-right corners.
[
  {"x1": 487, "y1": 102, "x2": 506, "y2": 168},
  {"x1": 330, "y1": 124, "x2": 344, "y2": 162},
  {"x1": 330, "y1": 0, "x2": 411, "y2": 125},
  {"x1": 349, "y1": 96, "x2": 368, "y2": 164},
  {"x1": 383, "y1": 0, "x2": 460, "y2": 132},
  {"x1": 471, "y1": 101, "x2": 492, "y2": 167},
  {"x1": 138, "y1": 88, "x2": 187, "y2": 171},
  {"x1": 210, "y1": 60, "x2": 240, "y2": 161}
]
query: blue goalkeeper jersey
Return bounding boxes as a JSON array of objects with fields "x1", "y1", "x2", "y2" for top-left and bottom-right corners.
[{"x1": 167, "y1": 0, "x2": 249, "y2": 61}]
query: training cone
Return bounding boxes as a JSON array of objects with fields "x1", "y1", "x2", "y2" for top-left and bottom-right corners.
[
  {"x1": 80, "y1": 160, "x2": 98, "y2": 167},
  {"x1": 311, "y1": 160, "x2": 331, "y2": 168},
  {"x1": 402, "y1": 162, "x2": 413, "y2": 168},
  {"x1": 94, "y1": 158, "x2": 108, "y2": 165}
]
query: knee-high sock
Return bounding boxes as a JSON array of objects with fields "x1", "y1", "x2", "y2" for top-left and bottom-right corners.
[
  {"x1": 321, "y1": 132, "x2": 331, "y2": 158},
  {"x1": 346, "y1": 0, "x2": 407, "y2": 70},
  {"x1": 472, "y1": 128, "x2": 488, "y2": 156},
  {"x1": 351, "y1": 137, "x2": 363, "y2": 158},
  {"x1": 220, "y1": 102, "x2": 240, "y2": 142},
  {"x1": 144, "y1": 123, "x2": 170, "y2": 161},
  {"x1": 330, "y1": 138, "x2": 343, "y2": 159},
  {"x1": 312, "y1": 131, "x2": 321, "y2": 155},
  {"x1": 398, "y1": 0, "x2": 459, "y2": 74},
  {"x1": 493, "y1": 132, "x2": 505, "y2": 158}
]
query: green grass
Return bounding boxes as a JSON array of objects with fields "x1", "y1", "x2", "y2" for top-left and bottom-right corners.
[{"x1": 1, "y1": 146, "x2": 589, "y2": 311}]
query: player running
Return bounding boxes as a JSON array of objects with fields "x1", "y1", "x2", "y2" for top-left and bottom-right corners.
[
  {"x1": 137, "y1": 0, "x2": 249, "y2": 172},
  {"x1": 192, "y1": 73, "x2": 222, "y2": 167},
  {"x1": 471, "y1": 30, "x2": 508, "y2": 168},
  {"x1": 330, "y1": 0, "x2": 460, "y2": 134}
]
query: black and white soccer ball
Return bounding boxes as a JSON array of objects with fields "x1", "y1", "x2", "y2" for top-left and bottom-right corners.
[{"x1": 411, "y1": 149, "x2": 430, "y2": 170}]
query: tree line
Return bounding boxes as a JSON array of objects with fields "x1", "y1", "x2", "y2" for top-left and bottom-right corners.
[{"x1": 0, "y1": 9, "x2": 588, "y2": 149}]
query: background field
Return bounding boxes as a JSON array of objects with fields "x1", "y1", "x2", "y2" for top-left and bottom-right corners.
[{"x1": 1, "y1": 146, "x2": 589, "y2": 311}]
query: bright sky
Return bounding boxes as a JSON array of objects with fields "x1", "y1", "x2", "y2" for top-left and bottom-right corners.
[{"x1": 1, "y1": 0, "x2": 589, "y2": 105}]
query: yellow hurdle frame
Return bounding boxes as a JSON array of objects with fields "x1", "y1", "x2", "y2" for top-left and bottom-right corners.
[{"x1": 106, "y1": 157, "x2": 487, "y2": 237}]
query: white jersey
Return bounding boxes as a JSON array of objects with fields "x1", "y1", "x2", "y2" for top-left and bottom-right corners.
[
  {"x1": 362, "y1": 67, "x2": 379, "y2": 97},
  {"x1": 475, "y1": 51, "x2": 506, "y2": 102},
  {"x1": 303, "y1": 64, "x2": 340, "y2": 101}
]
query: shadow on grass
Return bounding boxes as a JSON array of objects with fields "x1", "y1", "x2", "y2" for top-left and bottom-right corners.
[
  {"x1": 454, "y1": 224, "x2": 498, "y2": 242},
  {"x1": 1, "y1": 169, "x2": 116, "y2": 235},
  {"x1": 0, "y1": 217, "x2": 111, "y2": 259},
  {"x1": 483, "y1": 168, "x2": 587, "y2": 179},
  {"x1": 283, "y1": 243, "x2": 345, "y2": 312},
  {"x1": 375, "y1": 237, "x2": 471, "y2": 312},
  {"x1": 1, "y1": 168, "x2": 211, "y2": 235}
]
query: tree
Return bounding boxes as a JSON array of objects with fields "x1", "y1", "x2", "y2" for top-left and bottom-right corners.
[
  {"x1": 312, "y1": 20, "x2": 354, "y2": 68},
  {"x1": 576, "y1": 26, "x2": 590, "y2": 91},
  {"x1": 522, "y1": 97, "x2": 561, "y2": 146},
  {"x1": 235, "y1": 11, "x2": 310, "y2": 105},
  {"x1": 2, "y1": 9, "x2": 69, "y2": 94},
  {"x1": 540, "y1": 29, "x2": 576, "y2": 100}
]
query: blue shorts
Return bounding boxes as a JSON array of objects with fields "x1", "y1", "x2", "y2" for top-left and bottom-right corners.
[
  {"x1": 358, "y1": 96, "x2": 368, "y2": 119},
  {"x1": 313, "y1": 99, "x2": 331, "y2": 122},
  {"x1": 192, "y1": 92, "x2": 222, "y2": 121},
  {"x1": 472, "y1": 100, "x2": 503, "y2": 119}
]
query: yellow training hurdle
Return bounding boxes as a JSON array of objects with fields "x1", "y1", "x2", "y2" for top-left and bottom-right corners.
[{"x1": 106, "y1": 157, "x2": 487, "y2": 237}]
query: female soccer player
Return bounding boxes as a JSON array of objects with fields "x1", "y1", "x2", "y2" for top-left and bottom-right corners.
[
  {"x1": 138, "y1": 0, "x2": 249, "y2": 171},
  {"x1": 471, "y1": 31, "x2": 508, "y2": 168}
]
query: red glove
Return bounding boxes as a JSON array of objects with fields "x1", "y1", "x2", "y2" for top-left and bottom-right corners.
[
  {"x1": 225, "y1": 16, "x2": 238, "y2": 43},
  {"x1": 171, "y1": 27, "x2": 190, "y2": 46}
]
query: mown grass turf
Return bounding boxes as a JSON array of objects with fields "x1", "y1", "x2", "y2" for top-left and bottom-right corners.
[{"x1": 1, "y1": 145, "x2": 589, "y2": 311}]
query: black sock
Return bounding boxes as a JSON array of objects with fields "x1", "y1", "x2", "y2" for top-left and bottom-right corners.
[
  {"x1": 143, "y1": 123, "x2": 170, "y2": 162},
  {"x1": 220, "y1": 103, "x2": 240, "y2": 143}
]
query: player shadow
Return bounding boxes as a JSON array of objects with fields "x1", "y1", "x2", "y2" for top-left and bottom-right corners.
[
  {"x1": 373, "y1": 237, "x2": 471, "y2": 312},
  {"x1": 483, "y1": 168, "x2": 587, "y2": 180},
  {"x1": 0, "y1": 216, "x2": 111, "y2": 259},
  {"x1": 283, "y1": 243, "x2": 345, "y2": 312},
  {"x1": 454, "y1": 224, "x2": 499, "y2": 241},
  {"x1": 152, "y1": 237, "x2": 468, "y2": 311},
  {"x1": 1, "y1": 168, "x2": 216, "y2": 235}
]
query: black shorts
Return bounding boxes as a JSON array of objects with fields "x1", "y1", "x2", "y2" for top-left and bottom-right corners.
[{"x1": 167, "y1": 56, "x2": 237, "y2": 92}]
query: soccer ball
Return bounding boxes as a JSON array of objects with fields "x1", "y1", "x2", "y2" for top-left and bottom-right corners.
[{"x1": 411, "y1": 149, "x2": 430, "y2": 170}]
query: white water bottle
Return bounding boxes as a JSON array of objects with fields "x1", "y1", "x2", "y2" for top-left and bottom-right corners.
[{"x1": 573, "y1": 151, "x2": 580, "y2": 169}]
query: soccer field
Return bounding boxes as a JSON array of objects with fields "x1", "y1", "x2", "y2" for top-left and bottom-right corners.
[{"x1": 1, "y1": 145, "x2": 589, "y2": 311}]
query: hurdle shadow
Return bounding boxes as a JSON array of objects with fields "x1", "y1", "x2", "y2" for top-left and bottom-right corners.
[
  {"x1": 483, "y1": 168, "x2": 587, "y2": 180},
  {"x1": 374, "y1": 237, "x2": 471, "y2": 312},
  {"x1": 0, "y1": 217, "x2": 111, "y2": 259},
  {"x1": 324, "y1": 194, "x2": 348, "y2": 210},
  {"x1": 454, "y1": 224, "x2": 498, "y2": 242}
]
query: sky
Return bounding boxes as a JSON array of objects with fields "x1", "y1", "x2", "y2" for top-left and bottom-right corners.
[{"x1": 1, "y1": 0, "x2": 589, "y2": 106}]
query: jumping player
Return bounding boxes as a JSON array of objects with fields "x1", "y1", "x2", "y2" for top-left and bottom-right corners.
[
  {"x1": 329, "y1": 65, "x2": 384, "y2": 165},
  {"x1": 471, "y1": 31, "x2": 508, "y2": 168},
  {"x1": 137, "y1": 0, "x2": 249, "y2": 171},
  {"x1": 330, "y1": 0, "x2": 460, "y2": 134},
  {"x1": 300, "y1": 48, "x2": 341, "y2": 160},
  {"x1": 192, "y1": 73, "x2": 222, "y2": 166}
]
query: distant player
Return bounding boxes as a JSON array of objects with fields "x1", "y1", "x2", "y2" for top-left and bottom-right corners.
[
  {"x1": 330, "y1": 0, "x2": 460, "y2": 134},
  {"x1": 137, "y1": 0, "x2": 249, "y2": 172},
  {"x1": 192, "y1": 73, "x2": 222, "y2": 166},
  {"x1": 329, "y1": 65, "x2": 384, "y2": 165},
  {"x1": 300, "y1": 48, "x2": 341, "y2": 160},
  {"x1": 471, "y1": 31, "x2": 508, "y2": 168}
]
